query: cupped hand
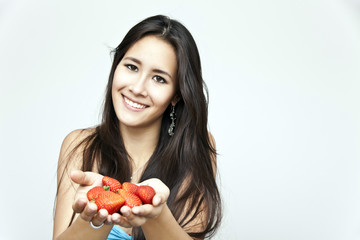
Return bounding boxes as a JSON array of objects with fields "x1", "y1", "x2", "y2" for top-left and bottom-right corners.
[
  {"x1": 70, "y1": 170, "x2": 126, "y2": 227},
  {"x1": 70, "y1": 171, "x2": 170, "y2": 228},
  {"x1": 119, "y1": 178, "x2": 170, "y2": 227}
]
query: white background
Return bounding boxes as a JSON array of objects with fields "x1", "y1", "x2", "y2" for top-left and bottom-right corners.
[{"x1": 1, "y1": 0, "x2": 359, "y2": 239}]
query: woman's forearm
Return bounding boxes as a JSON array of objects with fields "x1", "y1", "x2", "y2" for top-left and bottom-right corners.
[
  {"x1": 54, "y1": 217, "x2": 113, "y2": 240},
  {"x1": 141, "y1": 204, "x2": 193, "y2": 240}
]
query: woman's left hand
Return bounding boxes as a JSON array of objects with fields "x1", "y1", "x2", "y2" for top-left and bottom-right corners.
[{"x1": 117, "y1": 178, "x2": 170, "y2": 227}]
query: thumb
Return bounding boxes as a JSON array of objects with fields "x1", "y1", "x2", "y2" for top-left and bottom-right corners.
[{"x1": 70, "y1": 170, "x2": 98, "y2": 186}]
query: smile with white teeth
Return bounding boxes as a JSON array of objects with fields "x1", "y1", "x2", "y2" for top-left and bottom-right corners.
[{"x1": 124, "y1": 96, "x2": 147, "y2": 109}]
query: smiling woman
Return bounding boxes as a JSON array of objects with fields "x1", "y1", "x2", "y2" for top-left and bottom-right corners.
[
  {"x1": 112, "y1": 36, "x2": 178, "y2": 130},
  {"x1": 53, "y1": 15, "x2": 222, "y2": 240}
]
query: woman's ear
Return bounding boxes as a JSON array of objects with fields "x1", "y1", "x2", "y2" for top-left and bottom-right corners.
[{"x1": 171, "y1": 94, "x2": 181, "y2": 106}]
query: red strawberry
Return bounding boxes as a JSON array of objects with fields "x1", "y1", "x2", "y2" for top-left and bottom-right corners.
[
  {"x1": 136, "y1": 185, "x2": 155, "y2": 204},
  {"x1": 119, "y1": 189, "x2": 142, "y2": 208},
  {"x1": 94, "y1": 191, "x2": 125, "y2": 214},
  {"x1": 87, "y1": 186, "x2": 106, "y2": 201},
  {"x1": 122, "y1": 182, "x2": 139, "y2": 195},
  {"x1": 102, "y1": 176, "x2": 121, "y2": 193}
]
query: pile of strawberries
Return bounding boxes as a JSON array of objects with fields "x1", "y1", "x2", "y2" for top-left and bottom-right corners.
[{"x1": 87, "y1": 176, "x2": 155, "y2": 214}]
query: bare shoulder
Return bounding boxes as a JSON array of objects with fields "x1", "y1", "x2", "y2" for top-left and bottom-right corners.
[
  {"x1": 208, "y1": 132, "x2": 217, "y2": 159},
  {"x1": 208, "y1": 131, "x2": 218, "y2": 176},
  {"x1": 61, "y1": 129, "x2": 94, "y2": 153},
  {"x1": 58, "y1": 128, "x2": 96, "y2": 174},
  {"x1": 208, "y1": 132, "x2": 216, "y2": 150},
  {"x1": 60, "y1": 128, "x2": 95, "y2": 157}
]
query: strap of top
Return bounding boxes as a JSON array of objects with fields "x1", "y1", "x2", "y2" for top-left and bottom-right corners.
[{"x1": 107, "y1": 225, "x2": 133, "y2": 240}]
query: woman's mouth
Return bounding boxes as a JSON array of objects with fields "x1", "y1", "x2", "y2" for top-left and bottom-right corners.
[{"x1": 123, "y1": 95, "x2": 147, "y2": 110}]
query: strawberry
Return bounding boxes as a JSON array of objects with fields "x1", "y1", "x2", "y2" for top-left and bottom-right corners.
[
  {"x1": 136, "y1": 185, "x2": 155, "y2": 204},
  {"x1": 122, "y1": 182, "x2": 139, "y2": 195},
  {"x1": 94, "y1": 191, "x2": 125, "y2": 214},
  {"x1": 102, "y1": 176, "x2": 121, "y2": 193},
  {"x1": 87, "y1": 186, "x2": 106, "y2": 201},
  {"x1": 119, "y1": 189, "x2": 142, "y2": 208}
]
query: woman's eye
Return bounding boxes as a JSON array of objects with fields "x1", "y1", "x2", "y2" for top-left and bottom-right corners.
[
  {"x1": 125, "y1": 64, "x2": 138, "y2": 72},
  {"x1": 153, "y1": 75, "x2": 166, "y2": 83}
]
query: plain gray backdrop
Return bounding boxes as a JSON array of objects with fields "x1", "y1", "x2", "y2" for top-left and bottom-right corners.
[{"x1": 0, "y1": 0, "x2": 359, "y2": 239}]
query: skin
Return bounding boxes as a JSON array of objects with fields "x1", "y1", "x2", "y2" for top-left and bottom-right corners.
[
  {"x1": 112, "y1": 35, "x2": 179, "y2": 130},
  {"x1": 111, "y1": 35, "x2": 179, "y2": 168},
  {"x1": 53, "y1": 36, "x2": 199, "y2": 240},
  {"x1": 70, "y1": 170, "x2": 171, "y2": 229}
]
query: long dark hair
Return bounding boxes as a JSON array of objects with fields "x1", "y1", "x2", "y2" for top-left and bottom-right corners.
[{"x1": 61, "y1": 15, "x2": 222, "y2": 239}]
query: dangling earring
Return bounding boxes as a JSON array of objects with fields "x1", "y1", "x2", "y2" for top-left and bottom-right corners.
[{"x1": 168, "y1": 105, "x2": 176, "y2": 136}]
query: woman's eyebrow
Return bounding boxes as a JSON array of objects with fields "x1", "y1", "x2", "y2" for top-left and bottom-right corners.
[
  {"x1": 153, "y1": 69, "x2": 173, "y2": 80},
  {"x1": 123, "y1": 56, "x2": 173, "y2": 80},
  {"x1": 123, "y1": 56, "x2": 142, "y2": 65}
]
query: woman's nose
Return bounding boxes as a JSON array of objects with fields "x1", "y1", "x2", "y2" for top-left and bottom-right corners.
[{"x1": 129, "y1": 74, "x2": 148, "y2": 97}]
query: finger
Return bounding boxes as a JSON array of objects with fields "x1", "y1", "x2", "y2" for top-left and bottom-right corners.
[
  {"x1": 152, "y1": 194, "x2": 164, "y2": 206},
  {"x1": 80, "y1": 202, "x2": 98, "y2": 221},
  {"x1": 122, "y1": 211, "x2": 146, "y2": 227},
  {"x1": 110, "y1": 213, "x2": 121, "y2": 223},
  {"x1": 91, "y1": 209, "x2": 108, "y2": 226},
  {"x1": 72, "y1": 197, "x2": 87, "y2": 213},
  {"x1": 120, "y1": 206, "x2": 132, "y2": 218},
  {"x1": 70, "y1": 170, "x2": 97, "y2": 186},
  {"x1": 105, "y1": 215, "x2": 113, "y2": 225},
  {"x1": 131, "y1": 204, "x2": 154, "y2": 216},
  {"x1": 112, "y1": 215, "x2": 132, "y2": 228}
]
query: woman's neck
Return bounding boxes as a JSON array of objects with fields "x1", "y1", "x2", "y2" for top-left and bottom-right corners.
[{"x1": 119, "y1": 123, "x2": 160, "y2": 168}]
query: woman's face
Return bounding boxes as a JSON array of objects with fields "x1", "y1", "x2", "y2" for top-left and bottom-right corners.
[{"x1": 112, "y1": 35, "x2": 178, "y2": 130}]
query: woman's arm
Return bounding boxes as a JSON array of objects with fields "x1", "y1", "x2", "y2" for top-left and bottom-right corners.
[
  {"x1": 117, "y1": 178, "x2": 194, "y2": 240},
  {"x1": 54, "y1": 171, "x2": 115, "y2": 240},
  {"x1": 141, "y1": 204, "x2": 194, "y2": 240},
  {"x1": 122, "y1": 132, "x2": 218, "y2": 240},
  {"x1": 53, "y1": 130, "x2": 114, "y2": 240}
]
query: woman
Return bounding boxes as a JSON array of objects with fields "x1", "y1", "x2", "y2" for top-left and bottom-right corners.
[{"x1": 53, "y1": 15, "x2": 222, "y2": 240}]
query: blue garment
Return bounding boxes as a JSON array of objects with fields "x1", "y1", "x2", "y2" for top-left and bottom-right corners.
[{"x1": 107, "y1": 225, "x2": 133, "y2": 240}]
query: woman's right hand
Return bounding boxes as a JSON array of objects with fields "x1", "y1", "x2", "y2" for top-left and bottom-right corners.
[{"x1": 70, "y1": 170, "x2": 124, "y2": 227}]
